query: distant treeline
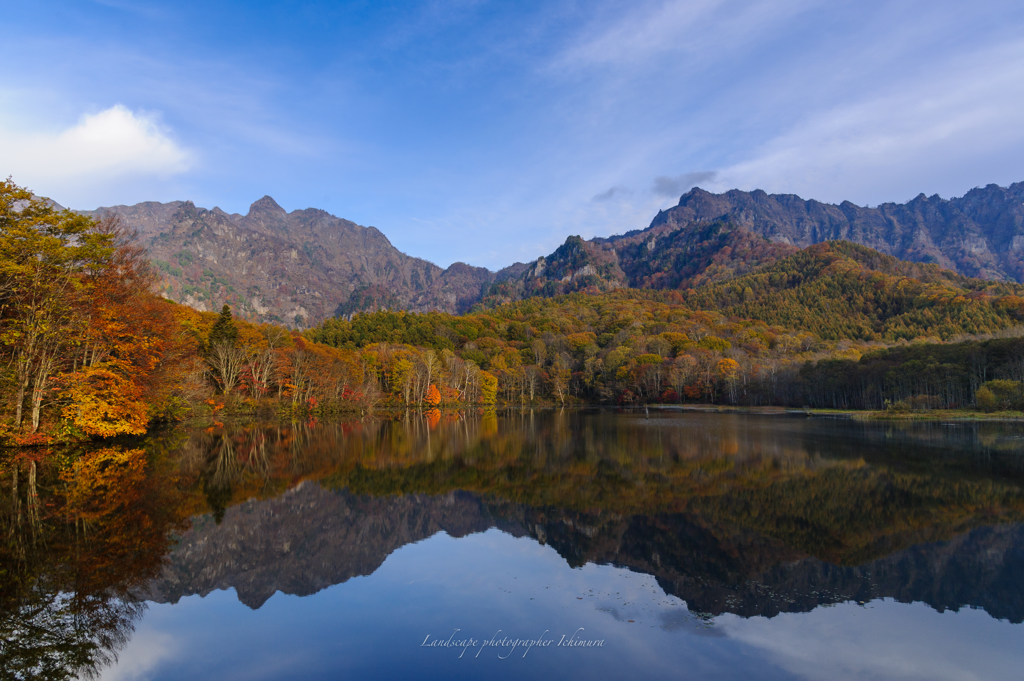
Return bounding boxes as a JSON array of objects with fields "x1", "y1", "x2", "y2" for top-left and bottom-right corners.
[
  {"x1": 309, "y1": 295, "x2": 1024, "y2": 411},
  {"x1": 800, "y1": 336, "x2": 1024, "y2": 411}
]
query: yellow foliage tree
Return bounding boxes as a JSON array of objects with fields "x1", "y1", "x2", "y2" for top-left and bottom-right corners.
[
  {"x1": 58, "y1": 367, "x2": 148, "y2": 437},
  {"x1": 480, "y1": 371, "x2": 498, "y2": 405},
  {"x1": 61, "y1": 447, "x2": 148, "y2": 524}
]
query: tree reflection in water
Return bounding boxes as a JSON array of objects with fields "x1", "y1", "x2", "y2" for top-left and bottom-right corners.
[
  {"x1": 0, "y1": 448, "x2": 188, "y2": 680},
  {"x1": 2, "y1": 410, "x2": 1024, "y2": 679},
  {"x1": 156, "y1": 410, "x2": 1024, "y2": 619}
]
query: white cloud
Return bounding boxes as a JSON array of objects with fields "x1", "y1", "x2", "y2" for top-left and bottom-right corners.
[{"x1": 0, "y1": 104, "x2": 192, "y2": 198}]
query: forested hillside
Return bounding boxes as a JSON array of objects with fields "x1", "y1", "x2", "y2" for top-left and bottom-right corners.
[
  {"x1": 682, "y1": 241, "x2": 1024, "y2": 341},
  {"x1": 309, "y1": 282, "x2": 1024, "y2": 410}
]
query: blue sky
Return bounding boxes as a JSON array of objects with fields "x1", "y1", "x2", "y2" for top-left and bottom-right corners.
[{"x1": 3, "y1": 1, "x2": 1024, "y2": 269}]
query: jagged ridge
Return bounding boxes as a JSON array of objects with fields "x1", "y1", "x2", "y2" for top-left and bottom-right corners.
[{"x1": 89, "y1": 197, "x2": 525, "y2": 327}]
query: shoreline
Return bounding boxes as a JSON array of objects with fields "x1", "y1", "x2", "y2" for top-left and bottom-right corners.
[
  {"x1": 645, "y1": 404, "x2": 1024, "y2": 421},
  {"x1": 6, "y1": 403, "x2": 1024, "y2": 450}
]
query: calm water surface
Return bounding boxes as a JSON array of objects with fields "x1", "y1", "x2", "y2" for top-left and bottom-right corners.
[{"x1": 3, "y1": 410, "x2": 1024, "y2": 680}]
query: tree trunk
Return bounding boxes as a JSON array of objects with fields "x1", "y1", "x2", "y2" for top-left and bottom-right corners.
[
  {"x1": 30, "y1": 374, "x2": 48, "y2": 433},
  {"x1": 13, "y1": 374, "x2": 28, "y2": 429},
  {"x1": 28, "y1": 461, "x2": 40, "y2": 537},
  {"x1": 29, "y1": 351, "x2": 56, "y2": 433},
  {"x1": 11, "y1": 466, "x2": 21, "y2": 532}
]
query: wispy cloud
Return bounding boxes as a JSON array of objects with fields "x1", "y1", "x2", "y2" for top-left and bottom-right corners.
[
  {"x1": 652, "y1": 171, "x2": 718, "y2": 198},
  {"x1": 551, "y1": 0, "x2": 818, "y2": 74},
  {"x1": 720, "y1": 601, "x2": 1022, "y2": 681},
  {"x1": 713, "y1": 39, "x2": 1024, "y2": 204},
  {"x1": 592, "y1": 185, "x2": 632, "y2": 201}
]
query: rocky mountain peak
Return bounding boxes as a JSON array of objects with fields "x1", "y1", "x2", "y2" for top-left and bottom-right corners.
[
  {"x1": 646, "y1": 183, "x2": 1024, "y2": 282},
  {"x1": 89, "y1": 194, "x2": 502, "y2": 325},
  {"x1": 677, "y1": 186, "x2": 715, "y2": 206},
  {"x1": 248, "y1": 195, "x2": 287, "y2": 218}
]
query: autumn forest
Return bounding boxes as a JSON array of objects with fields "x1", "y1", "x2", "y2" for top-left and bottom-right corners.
[{"x1": 5, "y1": 177, "x2": 1024, "y2": 448}]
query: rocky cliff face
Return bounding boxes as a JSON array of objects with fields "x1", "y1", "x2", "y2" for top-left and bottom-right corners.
[
  {"x1": 94, "y1": 181, "x2": 1024, "y2": 321},
  {"x1": 145, "y1": 483, "x2": 1024, "y2": 623},
  {"x1": 481, "y1": 182, "x2": 1024, "y2": 307},
  {"x1": 645, "y1": 183, "x2": 1024, "y2": 282},
  {"x1": 89, "y1": 197, "x2": 521, "y2": 326}
]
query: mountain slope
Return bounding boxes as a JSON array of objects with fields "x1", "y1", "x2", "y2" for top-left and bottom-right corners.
[
  {"x1": 477, "y1": 221, "x2": 798, "y2": 308},
  {"x1": 91, "y1": 196, "x2": 524, "y2": 326},
  {"x1": 607, "y1": 218, "x2": 798, "y2": 290},
  {"x1": 479, "y1": 182, "x2": 1024, "y2": 312},
  {"x1": 681, "y1": 241, "x2": 1024, "y2": 341}
]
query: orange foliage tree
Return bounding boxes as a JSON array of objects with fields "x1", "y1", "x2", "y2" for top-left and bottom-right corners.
[{"x1": 424, "y1": 407, "x2": 441, "y2": 429}]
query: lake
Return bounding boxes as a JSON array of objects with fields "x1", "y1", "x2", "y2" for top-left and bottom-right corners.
[{"x1": 3, "y1": 409, "x2": 1024, "y2": 680}]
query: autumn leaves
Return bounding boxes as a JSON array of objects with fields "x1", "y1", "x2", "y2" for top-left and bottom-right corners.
[{"x1": 1, "y1": 179, "x2": 179, "y2": 440}]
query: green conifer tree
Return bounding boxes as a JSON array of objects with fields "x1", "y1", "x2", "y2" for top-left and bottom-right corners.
[{"x1": 208, "y1": 304, "x2": 239, "y2": 349}]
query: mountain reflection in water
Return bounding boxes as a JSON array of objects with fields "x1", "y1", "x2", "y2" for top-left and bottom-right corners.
[{"x1": 2, "y1": 410, "x2": 1024, "y2": 680}]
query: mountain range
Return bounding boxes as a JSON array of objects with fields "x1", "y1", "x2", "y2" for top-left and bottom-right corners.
[{"x1": 90, "y1": 181, "x2": 1024, "y2": 327}]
